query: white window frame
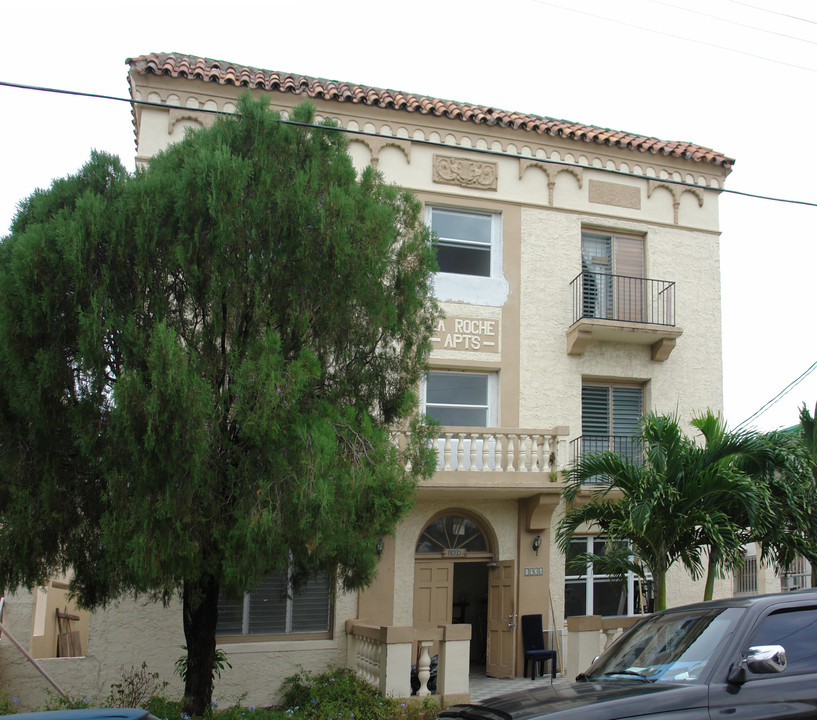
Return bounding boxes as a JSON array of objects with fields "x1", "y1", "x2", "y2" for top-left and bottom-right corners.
[
  {"x1": 426, "y1": 206, "x2": 507, "y2": 306},
  {"x1": 421, "y1": 370, "x2": 498, "y2": 428},
  {"x1": 421, "y1": 370, "x2": 499, "y2": 471},
  {"x1": 564, "y1": 536, "x2": 648, "y2": 618}
]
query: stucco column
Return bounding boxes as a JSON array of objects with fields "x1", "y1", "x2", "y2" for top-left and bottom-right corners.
[{"x1": 566, "y1": 615, "x2": 602, "y2": 680}]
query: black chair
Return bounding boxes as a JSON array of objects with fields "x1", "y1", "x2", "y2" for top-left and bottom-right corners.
[{"x1": 521, "y1": 614, "x2": 557, "y2": 681}]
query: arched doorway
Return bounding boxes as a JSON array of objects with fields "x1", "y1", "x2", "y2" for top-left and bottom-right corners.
[{"x1": 413, "y1": 512, "x2": 516, "y2": 678}]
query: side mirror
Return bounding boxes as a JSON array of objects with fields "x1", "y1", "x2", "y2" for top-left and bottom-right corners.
[
  {"x1": 727, "y1": 645, "x2": 787, "y2": 684},
  {"x1": 745, "y1": 645, "x2": 787, "y2": 674}
]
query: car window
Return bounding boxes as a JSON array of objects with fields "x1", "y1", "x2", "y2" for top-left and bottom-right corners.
[
  {"x1": 586, "y1": 607, "x2": 743, "y2": 683},
  {"x1": 747, "y1": 606, "x2": 817, "y2": 674}
]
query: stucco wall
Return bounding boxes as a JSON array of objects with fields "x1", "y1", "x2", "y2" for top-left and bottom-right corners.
[{"x1": 0, "y1": 588, "x2": 355, "y2": 710}]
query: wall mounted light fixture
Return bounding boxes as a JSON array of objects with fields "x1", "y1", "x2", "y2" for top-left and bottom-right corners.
[{"x1": 532, "y1": 535, "x2": 542, "y2": 555}]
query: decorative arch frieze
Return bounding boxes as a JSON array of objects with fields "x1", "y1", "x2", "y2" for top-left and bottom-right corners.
[
  {"x1": 357, "y1": 136, "x2": 411, "y2": 169},
  {"x1": 519, "y1": 159, "x2": 584, "y2": 205},
  {"x1": 647, "y1": 179, "x2": 704, "y2": 225},
  {"x1": 168, "y1": 108, "x2": 213, "y2": 134}
]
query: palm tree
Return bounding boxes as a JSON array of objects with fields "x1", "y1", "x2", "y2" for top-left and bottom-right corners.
[{"x1": 558, "y1": 411, "x2": 766, "y2": 610}]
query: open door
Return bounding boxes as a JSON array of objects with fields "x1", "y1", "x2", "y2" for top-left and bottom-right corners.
[
  {"x1": 413, "y1": 561, "x2": 453, "y2": 628},
  {"x1": 486, "y1": 560, "x2": 516, "y2": 678}
]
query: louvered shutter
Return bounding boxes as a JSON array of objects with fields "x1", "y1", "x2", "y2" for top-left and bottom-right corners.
[
  {"x1": 614, "y1": 236, "x2": 644, "y2": 322},
  {"x1": 291, "y1": 577, "x2": 331, "y2": 632},
  {"x1": 582, "y1": 385, "x2": 611, "y2": 455},
  {"x1": 247, "y1": 573, "x2": 288, "y2": 634},
  {"x1": 612, "y1": 387, "x2": 643, "y2": 462}
]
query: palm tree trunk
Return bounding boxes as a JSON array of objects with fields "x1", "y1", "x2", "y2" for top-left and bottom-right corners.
[
  {"x1": 653, "y1": 569, "x2": 667, "y2": 611},
  {"x1": 703, "y1": 549, "x2": 718, "y2": 601}
]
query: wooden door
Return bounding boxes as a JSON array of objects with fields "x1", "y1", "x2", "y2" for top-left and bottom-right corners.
[
  {"x1": 413, "y1": 561, "x2": 453, "y2": 628},
  {"x1": 486, "y1": 560, "x2": 516, "y2": 678}
]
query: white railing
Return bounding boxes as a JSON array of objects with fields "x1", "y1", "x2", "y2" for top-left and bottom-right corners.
[
  {"x1": 781, "y1": 555, "x2": 812, "y2": 592},
  {"x1": 392, "y1": 426, "x2": 570, "y2": 475},
  {"x1": 345, "y1": 621, "x2": 471, "y2": 701},
  {"x1": 734, "y1": 555, "x2": 758, "y2": 596}
]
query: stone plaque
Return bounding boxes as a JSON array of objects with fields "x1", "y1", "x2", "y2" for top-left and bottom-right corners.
[{"x1": 431, "y1": 316, "x2": 499, "y2": 353}]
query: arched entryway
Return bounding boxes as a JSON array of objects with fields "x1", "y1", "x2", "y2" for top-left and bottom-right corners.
[{"x1": 413, "y1": 512, "x2": 516, "y2": 678}]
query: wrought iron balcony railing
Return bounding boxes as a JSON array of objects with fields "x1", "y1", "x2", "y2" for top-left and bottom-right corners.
[
  {"x1": 570, "y1": 272, "x2": 676, "y2": 327},
  {"x1": 570, "y1": 434, "x2": 643, "y2": 483}
]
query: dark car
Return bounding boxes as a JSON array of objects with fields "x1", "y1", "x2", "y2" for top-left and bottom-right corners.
[{"x1": 440, "y1": 588, "x2": 817, "y2": 719}]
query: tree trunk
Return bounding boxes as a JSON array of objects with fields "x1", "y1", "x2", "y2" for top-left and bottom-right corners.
[
  {"x1": 703, "y1": 549, "x2": 718, "y2": 602},
  {"x1": 182, "y1": 574, "x2": 220, "y2": 717},
  {"x1": 653, "y1": 569, "x2": 667, "y2": 612}
]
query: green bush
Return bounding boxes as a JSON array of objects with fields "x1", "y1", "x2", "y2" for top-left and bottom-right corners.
[
  {"x1": 40, "y1": 693, "x2": 94, "y2": 711},
  {"x1": 278, "y1": 668, "x2": 443, "y2": 720},
  {"x1": 108, "y1": 662, "x2": 169, "y2": 708},
  {"x1": 3, "y1": 666, "x2": 444, "y2": 720},
  {"x1": 0, "y1": 690, "x2": 19, "y2": 715}
]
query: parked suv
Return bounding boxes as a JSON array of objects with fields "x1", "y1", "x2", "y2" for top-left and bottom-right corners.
[{"x1": 440, "y1": 589, "x2": 817, "y2": 719}]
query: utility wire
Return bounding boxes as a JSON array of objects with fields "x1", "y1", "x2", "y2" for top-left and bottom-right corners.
[
  {"x1": 529, "y1": 0, "x2": 817, "y2": 74},
  {"x1": 645, "y1": 0, "x2": 817, "y2": 47},
  {"x1": 735, "y1": 361, "x2": 817, "y2": 430},
  {"x1": 2, "y1": 79, "x2": 816, "y2": 209},
  {"x1": 726, "y1": 0, "x2": 817, "y2": 26}
]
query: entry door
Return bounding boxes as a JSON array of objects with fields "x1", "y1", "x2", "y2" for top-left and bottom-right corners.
[
  {"x1": 413, "y1": 561, "x2": 453, "y2": 628},
  {"x1": 486, "y1": 560, "x2": 516, "y2": 678}
]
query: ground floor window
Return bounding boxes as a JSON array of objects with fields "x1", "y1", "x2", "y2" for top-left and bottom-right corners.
[
  {"x1": 217, "y1": 567, "x2": 331, "y2": 638},
  {"x1": 564, "y1": 536, "x2": 652, "y2": 618}
]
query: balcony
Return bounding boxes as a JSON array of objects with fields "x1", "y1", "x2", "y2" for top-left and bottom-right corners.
[
  {"x1": 570, "y1": 434, "x2": 643, "y2": 483},
  {"x1": 392, "y1": 426, "x2": 571, "y2": 498},
  {"x1": 567, "y1": 272, "x2": 682, "y2": 361}
]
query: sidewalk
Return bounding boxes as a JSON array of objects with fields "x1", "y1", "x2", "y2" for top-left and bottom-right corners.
[{"x1": 468, "y1": 670, "x2": 570, "y2": 703}]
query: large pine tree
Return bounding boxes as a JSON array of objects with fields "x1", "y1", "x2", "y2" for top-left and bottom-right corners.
[{"x1": 0, "y1": 96, "x2": 439, "y2": 714}]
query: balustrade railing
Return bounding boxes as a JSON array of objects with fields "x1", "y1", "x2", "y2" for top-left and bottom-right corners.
[
  {"x1": 392, "y1": 427, "x2": 569, "y2": 475},
  {"x1": 571, "y1": 272, "x2": 675, "y2": 326},
  {"x1": 345, "y1": 621, "x2": 470, "y2": 700}
]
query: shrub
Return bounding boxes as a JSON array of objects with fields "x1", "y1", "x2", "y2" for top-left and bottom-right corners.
[
  {"x1": 0, "y1": 690, "x2": 19, "y2": 714},
  {"x1": 278, "y1": 668, "x2": 443, "y2": 720},
  {"x1": 40, "y1": 693, "x2": 94, "y2": 710},
  {"x1": 108, "y1": 662, "x2": 169, "y2": 708}
]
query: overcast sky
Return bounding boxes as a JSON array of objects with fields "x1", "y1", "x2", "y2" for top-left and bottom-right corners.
[{"x1": 1, "y1": 0, "x2": 815, "y2": 433}]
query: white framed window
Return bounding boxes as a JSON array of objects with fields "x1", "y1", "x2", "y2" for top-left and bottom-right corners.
[
  {"x1": 422, "y1": 370, "x2": 497, "y2": 427},
  {"x1": 422, "y1": 370, "x2": 498, "y2": 471},
  {"x1": 564, "y1": 536, "x2": 652, "y2": 618},
  {"x1": 217, "y1": 567, "x2": 331, "y2": 639},
  {"x1": 426, "y1": 206, "x2": 506, "y2": 306}
]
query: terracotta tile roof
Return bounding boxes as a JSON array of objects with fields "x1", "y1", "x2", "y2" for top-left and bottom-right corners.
[{"x1": 127, "y1": 53, "x2": 734, "y2": 169}]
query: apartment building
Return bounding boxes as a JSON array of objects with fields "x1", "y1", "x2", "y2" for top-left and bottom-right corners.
[{"x1": 0, "y1": 52, "x2": 734, "y2": 707}]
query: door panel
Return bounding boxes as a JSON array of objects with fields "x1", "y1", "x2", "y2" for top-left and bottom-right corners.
[
  {"x1": 486, "y1": 560, "x2": 516, "y2": 678},
  {"x1": 413, "y1": 562, "x2": 453, "y2": 628}
]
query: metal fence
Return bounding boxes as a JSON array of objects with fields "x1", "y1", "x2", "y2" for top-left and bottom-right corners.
[{"x1": 571, "y1": 272, "x2": 676, "y2": 326}]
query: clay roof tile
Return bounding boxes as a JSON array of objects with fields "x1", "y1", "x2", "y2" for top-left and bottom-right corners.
[{"x1": 126, "y1": 53, "x2": 734, "y2": 168}]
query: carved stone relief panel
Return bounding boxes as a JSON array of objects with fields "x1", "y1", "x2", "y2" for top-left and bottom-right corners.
[{"x1": 432, "y1": 154, "x2": 498, "y2": 191}]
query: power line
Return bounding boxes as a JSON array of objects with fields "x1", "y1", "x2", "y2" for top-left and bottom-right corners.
[
  {"x1": 645, "y1": 0, "x2": 817, "y2": 47},
  {"x1": 2, "y1": 79, "x2": 816, "y2": 210},
  {"x1": 735, "y1": 361, "x2": 817, "y2": 430},
  {"x1": 726, "y1": 0, "x2": 817, "y2": 26},
  {"x1": 528, "y1": 0, "x2": 817, "y2": 74}
]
